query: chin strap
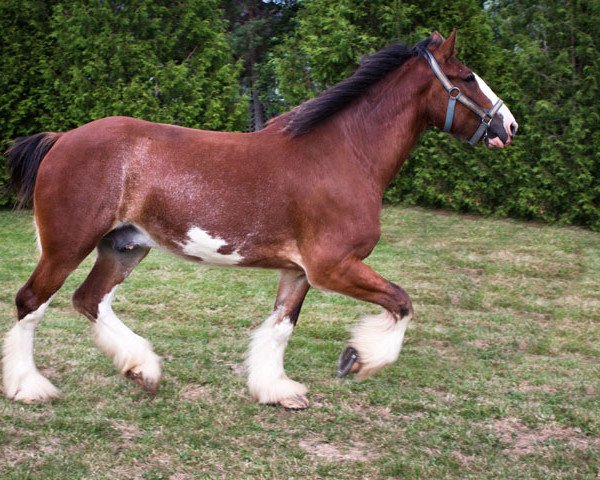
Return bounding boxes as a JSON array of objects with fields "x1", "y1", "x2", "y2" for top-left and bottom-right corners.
[{"x1": 422, "y1": 49, "x2": 503, "y2": 146}]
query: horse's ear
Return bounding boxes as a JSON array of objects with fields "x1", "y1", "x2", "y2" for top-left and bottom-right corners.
[
  {"x1": 436, "y1": 28, "x2": 457, "y2": 61},
  {"x1": 430, "y1": 31, "x2": 445, "y2": 47}
]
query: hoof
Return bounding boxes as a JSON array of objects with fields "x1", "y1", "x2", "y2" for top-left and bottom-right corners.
[
  {"x1": 336, "y1": 346, "x2": 361, "y2": 378},
  {"x1": 7, "y1": 372, "x2": 61, "y2": 404},
  {"x1": 125, "y1": 369, "x2": 159, "y2": 395},
  {"x1": 279, "y1": 394, "x2": 309, "y2": 410}
]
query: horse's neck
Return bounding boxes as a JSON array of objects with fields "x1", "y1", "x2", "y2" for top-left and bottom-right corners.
[{"x1": 323, "y1": 66, "x2": 428, "y2": 193}]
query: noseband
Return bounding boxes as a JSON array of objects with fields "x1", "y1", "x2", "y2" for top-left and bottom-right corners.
[{"x1": 422, "y1": 50, "x2": 503, "y2": 146}]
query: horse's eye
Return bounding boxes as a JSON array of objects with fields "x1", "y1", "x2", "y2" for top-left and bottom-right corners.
[{"x1": 465, "y1": 73, "x2": 476, "y2": 83}]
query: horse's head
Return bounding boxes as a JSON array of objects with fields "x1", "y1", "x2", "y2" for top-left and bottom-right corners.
[{"x1": 422, "y1": 30, "x2": 517, "y2": 148}]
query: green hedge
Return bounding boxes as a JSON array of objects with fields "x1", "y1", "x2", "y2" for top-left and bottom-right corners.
[
  {"x1": 2, "y1": 0, "x2": 598, "y2": 231},
  {"x1": 0, "y1": 0, "x2": 248, "y2": 206}
]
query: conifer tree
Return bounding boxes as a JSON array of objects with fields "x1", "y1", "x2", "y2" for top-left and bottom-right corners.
[{"x1": 0, "y1": 0, "x2": 247, "y2": 205}]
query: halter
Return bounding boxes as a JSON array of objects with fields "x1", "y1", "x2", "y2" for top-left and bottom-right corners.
[{"x1": 422, "y1": 49, "x2": 503, "y2": 146}]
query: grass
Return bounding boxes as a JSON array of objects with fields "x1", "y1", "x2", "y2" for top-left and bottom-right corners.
[{"x1": 0, "y1": 206, "x2": 598, "y2": 479}]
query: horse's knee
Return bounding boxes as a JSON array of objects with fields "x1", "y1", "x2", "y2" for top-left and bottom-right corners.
[
  {"x1": 15, "y1": 284, "x2": 41, "y2": 320},
  {"x1": 390, "y1": 284, "x2": 413, "y2": 320},
  {"x1": 72, "y1": 288, "x2": 97, "y2": 321}
]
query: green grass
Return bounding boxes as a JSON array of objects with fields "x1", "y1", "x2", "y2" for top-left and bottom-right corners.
[{"x1": 0, "y1": 207, "x2": 598, "y2": 479}]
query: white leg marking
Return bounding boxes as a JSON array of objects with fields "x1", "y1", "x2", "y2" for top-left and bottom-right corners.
[
  {"x1": 2, "y1": 298, "x2": 60, "y2": 402},
  {"x1": 246, "y1": 309, "x2": 307, "y2": 404},
  {"x1": 92, "y1": 288, "x2": 161, "y2": 388},
  {"x1": 180, "y1": 227, "x2": 243, "y2": 265},
  {"x1": 349, "y1": 310, "x2": 411, "y2": 379}
]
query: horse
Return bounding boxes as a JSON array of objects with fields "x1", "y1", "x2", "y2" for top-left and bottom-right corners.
[{"x1": 2, "y1": 30, "x2": 517, "y2": 408}]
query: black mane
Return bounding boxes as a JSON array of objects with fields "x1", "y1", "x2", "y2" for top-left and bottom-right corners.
[{"x1": 282, "y1": 37, "x2": 432, "y2": 136}]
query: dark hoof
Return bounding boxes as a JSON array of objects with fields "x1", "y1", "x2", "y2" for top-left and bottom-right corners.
[
  {"x1": 125, "y1": 369, "x2": 159, "y2": 396},
  {"x1": 337, "y1": 346, "x2": 360, "y2": 377}
]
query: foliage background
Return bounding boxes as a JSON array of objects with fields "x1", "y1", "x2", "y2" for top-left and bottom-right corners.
[{"x1": 1, "y1": 0, "x2": 598, "y2": 230}]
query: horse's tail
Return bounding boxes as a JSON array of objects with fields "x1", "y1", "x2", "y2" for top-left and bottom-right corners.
[{"x1": 5, "y1": 132, "x2": 62, "y2": 208}]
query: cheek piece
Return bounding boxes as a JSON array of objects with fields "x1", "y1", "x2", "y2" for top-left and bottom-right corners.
[{"x1": 422, "y1": 49, "x2": 504, "y2": 146}]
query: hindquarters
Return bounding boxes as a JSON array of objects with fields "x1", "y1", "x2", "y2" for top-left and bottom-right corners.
[{"x1": 9, "y1": 125, "x2": 127, "y2": 318}]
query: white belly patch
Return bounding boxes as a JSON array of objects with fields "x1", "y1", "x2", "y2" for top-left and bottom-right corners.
[{"x1": 179, "y1": 227, "x2": 243, "y2": 265}]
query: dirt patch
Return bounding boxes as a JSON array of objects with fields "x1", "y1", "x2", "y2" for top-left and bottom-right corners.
[
  {"x1": 223, "y1": 362, "x2": 245, "y2": 376},
  {"x1": 81, "y1": 371, "x2": 115, "y2": 388},
  {"x1": 179, "y1": 384, "x2": 213, "y2": 402},
  {"x1": 108, "y1": 462, "x2": 160, "y2": 480},
  {"x1": 585, "y1": 385, "x2": 595, "y2": 396},
  {"x1": 516, "y1": 383, "x2": 557, "y2": 394},
  {"x1": 492, "y1": 417, "x2": 598, "y2": 457},
  {"x1": 489, "y1": 250, "x2": 538, "y2": 264},
  {"x1": 561, "y1": 294, "x2": 600, "y2": 309},
  {"x1": 424, "y1": 339, "x2": 462, "y2": 361},
  {"x1": 168, "y1": 474, "x2": 195, "y2": 480},
  {"x1": 527, "y1": 312, "x2": 550, "y2": 322},
  {"x1": 112, "y1": 420, "x2": 143, "y2": 453},
  {"x1": 94, "y1": 398, "x2": 109, "y2": 410},
  {"x1": 467, "y1": 339, "x2": 492, "y2": 348},
  {"x1": 423, "y1": 387, "x2": 456, "y2": 403},
  {"x1": 396, "y1": 411, "x2": 426, "y2": 422},
  {"x1": 38, "y1": 365, "x2": 60, "y2": 378},
  {"x1": 452, "y1": 267, "x2": 484, "y2": 277},
  {"x1": 338, "y1": 401, "x2": 425, "y2": 428},
  {"x1": 0, "y1": 429, "x2": 62, "y2": 468},
  {"x1": 148, "y1": 451, "x2": 174, "y2": 467},
  {"x1": 299, "y1": 436, "x2": 379, "y2": 463},
  {"x1": 453, "y1": 451, "x2": 476, "y2": 467}
]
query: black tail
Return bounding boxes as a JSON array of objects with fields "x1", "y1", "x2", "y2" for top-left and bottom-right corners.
[{"x1": 5, "y1": 132, "x2": 61, "y2": 208}]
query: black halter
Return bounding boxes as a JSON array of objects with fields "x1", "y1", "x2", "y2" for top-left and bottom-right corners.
[{"x1": 422, "y1": 50, "x2": 504, "y2": 146}]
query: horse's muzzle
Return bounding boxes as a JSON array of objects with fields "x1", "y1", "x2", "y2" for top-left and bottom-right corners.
[{"x1": 486, "y1": 115, "x2": 518, "y2": 148}]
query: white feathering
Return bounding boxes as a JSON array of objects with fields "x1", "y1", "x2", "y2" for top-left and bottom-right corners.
[
  {"x1": 349, "y1": 310, "x2": 411, "y2": 379},
  {"x1": 246, "y1": 309, "x2": 307, "y2": 403},
  {"x1": 92, "y1": 288, "x2": 161, "y2": 385},
  {"x1": 2, "y1": 299, "x2": 60, "y2": 402}
]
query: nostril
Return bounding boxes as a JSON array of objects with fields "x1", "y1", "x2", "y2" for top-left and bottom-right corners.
[{"x1": 510, "y1": 122, "x2": 518, "y2": 136}]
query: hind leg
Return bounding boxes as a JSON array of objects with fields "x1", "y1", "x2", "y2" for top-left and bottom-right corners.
[
  {"x1": 72, "y1": 230, "x2": 161, "y2": 394},
  {"x1": 3, "y1": 254, "x2": 87, "y2": 402}
]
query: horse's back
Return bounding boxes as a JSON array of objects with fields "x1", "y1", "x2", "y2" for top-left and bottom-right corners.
[{"x1": 35, "y1": 115, "x2": 259, "y2": 210}]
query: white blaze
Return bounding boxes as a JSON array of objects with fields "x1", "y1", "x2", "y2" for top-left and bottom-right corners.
[
  {"x1": 474, "y1": 73, "x2": 517, "y2": 137},
  {"x1": 180, "y1": 227, "x2": 243, "y2": 265}
]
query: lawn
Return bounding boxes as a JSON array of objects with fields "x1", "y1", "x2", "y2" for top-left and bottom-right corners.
[{"x1": 0, "y1": 207, "x2": 598, "y2": 479}]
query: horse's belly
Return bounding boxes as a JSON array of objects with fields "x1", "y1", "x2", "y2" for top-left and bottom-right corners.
[
  {"x1": 130, "y1": 220, "x2": 302, "y2": 270},
  {"x1": 177, "y1": 226, "x2": 244, "y2": 266}
]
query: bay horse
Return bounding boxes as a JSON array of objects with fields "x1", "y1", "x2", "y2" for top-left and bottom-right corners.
[{"x1": 3, "y1": 31, "x2": 517, "y2": 408}]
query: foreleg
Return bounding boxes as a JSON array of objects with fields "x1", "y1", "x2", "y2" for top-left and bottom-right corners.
[{"x1": 246, "y1": 269, "x2": 310, "y2": 409}]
